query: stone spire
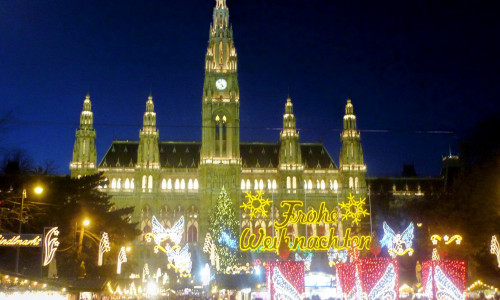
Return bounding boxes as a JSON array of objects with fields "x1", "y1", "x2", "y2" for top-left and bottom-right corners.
[
  {"x1": 279, "y1": 96, "x2": 302, "y2": 167},
  {"x1": 339, "y1": 99, "x2": 366, "y2": 195},
  {"x1": 70, "y1": 94, "x2": 97, "y2": 177},
  {"x1": 137, "y1": 94, "x2": 160, "y2": 168}
]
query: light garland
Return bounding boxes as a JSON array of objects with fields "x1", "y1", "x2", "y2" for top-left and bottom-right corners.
[
  {"x1": 490, "y1": 235, "x2": 500, "y2": 268},
  {"x1": 432, "y1": 248, "x2": 440, "y2": 260},
  {"x1": 266, "y1": 261, "x2": 305, "y2": 300},
  {"x1": 203, "y1": 232, "x2": 220, "y2": 271},
  {"x1": 98, "y1": 232, "x2": 110, "y2": 266},
  {"x1": 431, "y1": 234, "x2": 462, "y2": 245},
  {"x1": 328, "y1": 247, "x2": 348, "y2": 266},
  {"x1": 117, "y1": 246, "x2": 127, "y2": 274},
  {"x1": 43, "y1": 227, "x2": 59, "y2": 266},
  {"x1": 380, "y1": 222, "x2": 414, "y2": 258}
]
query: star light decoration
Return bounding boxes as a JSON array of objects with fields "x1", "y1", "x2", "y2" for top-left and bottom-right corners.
[
  {"x1": 490, "y1": 235, "x2": 500, "y2": 268},
  {"x1": 98, "y1": 232, "x2": 110, "y2": 266},
  {"x1": 339, "y1": 193, "x2": 369, "y2": 226},
  {"x1": 240, "y1": 190, "x2": 272, "y2": 220},
  {"x1": 43, "y1": 227, "x2": 60, "y2": 266},
  {"x1": 380, "y1": 222, "x2": 414, "y2": 258}
]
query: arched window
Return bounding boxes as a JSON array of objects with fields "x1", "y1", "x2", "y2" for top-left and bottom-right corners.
[
  {"x1": 272, "y1": 179, "x2": 277, "y2": 190},
  {"x1": 267, "y1": 179, "x2": 271, "y2": 190},
  {"x1": 161, "y1": 179, "x2": 167, "y2": 190},
  {"x1": 254, "y1": 180, "x2": 258, "y2": 191},
  {"x1": 117, "y1": 179, "x2": 121, "y2": 190},
  {"x1": 292, "y1": 176, "x2": 297, "y2": 189},
  {"x1": 308, "y1": 180, "x2": 312, "y2": 190},
  {"x1": 259, "y1": 179, "x2": 264, "y2": 190},
  {"x1": 181, "y1": 179, "x2": 185, "y2": 190},
  {"x1": 188, "y1": 224, "x2": 198, "y2": 243},
  {"x1": 194, "y1": 179, "x2": 199, "y2": 190},
  {"x1": 142, "y1": 175, "x2": 147, "y2": 189},
  {"x1": 148, "y1": 175, "x2": 153, "y2": 190},
  {"x1": 334, "y1": 180, "x2": 338, "y2": 192},
  {"x1": 131, "y1": 179, "x2": 134, "y2": 189},
  {"x1": 316, "y1": 180, "x2": 320, "y2": 189},
  {"x1": 111, "y1": 178, "x2": 117, "y2": 189},
  {"x1": 355, "y1": 177, "x2": 359, "y2": 191},
  {"x1": 321, "y1": 180, "x2": 325, "y2": 190},
  {"x1": 188, "y1": 179, "x2": 193, "y2": 190},
  {"x1": 215, "y1": 115, "x2": 227, "y2": 156},
  {"x1": 349, "y1": 177, "x2": 354, "y2": 189},
  {"x1": 304, "y1": 180, "x2": 307, "y2": 189},
  {"x1": 286, "y1": 176, "x2": 291, "y2": 189},
  {"x1": 125, "y1": 178, "x2": 130, "y2": 189},
  {"x1": 246, "y1": 179, "x2": 251, "y2": 190},
  {"x1": 175, "y1": 179, "x2": 180, "y2": 190},
  {"x1": 241, "y1": 179, "x2": 245, "y2": 190},
  {"x1": 167, "y1": 179, "x2": 172, "y2": 190}
]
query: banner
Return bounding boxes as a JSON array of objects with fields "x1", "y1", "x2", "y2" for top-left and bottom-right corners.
[{"x1": 0, "y1": 234, "x2": 43, "y2": 247}]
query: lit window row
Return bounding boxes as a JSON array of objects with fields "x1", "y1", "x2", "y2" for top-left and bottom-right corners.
[
  {"x1": 241, "y1": 179, "x2": 277, "y2": 191},
  {"x1": 161, "y1": 178, "x2": 199, "y2": 191},
  {"x1": 110, "y1": 178, "x2": 135, "y2": 190}
]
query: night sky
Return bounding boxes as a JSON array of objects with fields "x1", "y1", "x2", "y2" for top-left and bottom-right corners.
[{"x1": 1, "y1": 0, "x2": 498, "y2": 176}]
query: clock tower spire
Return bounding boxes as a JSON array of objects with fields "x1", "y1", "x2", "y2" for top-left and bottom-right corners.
[{"x1": 200, "y1": 0, "x2": 241, "y2": 204}]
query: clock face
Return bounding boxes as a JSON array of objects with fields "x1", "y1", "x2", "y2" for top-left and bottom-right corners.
[{"x1": 215, "y1": 78, "x2": 227, "y2": 90}]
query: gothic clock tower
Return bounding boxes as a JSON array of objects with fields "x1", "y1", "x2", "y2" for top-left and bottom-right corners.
[{"x1": 200, "y1": 0, "x2": 241, "y2": 206}]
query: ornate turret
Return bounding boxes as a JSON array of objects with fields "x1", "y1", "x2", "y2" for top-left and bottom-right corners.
[
  {"x1": 70, "y1": 93, "x2": 97, "y2": 177},
  {"x1": 137, "y1": 94, "x2": 160, "y2": 168},
  {"x1": 339, "y1": 99, "x2": 366, "y2": 195},
  {"x1": 279, "y1": 96, "x2": 303, "y2": 194}
]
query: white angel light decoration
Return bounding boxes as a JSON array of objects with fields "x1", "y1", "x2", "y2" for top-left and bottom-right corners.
[
  {"x1": 491, "y1": 235, "x2": 500, "y2": 268},
  {"x1": 117, "y1": 246, "x2": 127, "y2": 274},
  {"x1": 165, "y1": 244, "x2": 192, "y2": 277},
  {"x1": 380, "y1": 222, "x2": 414, "y2": 258},
  {"x1": 43, "y1": 227, "x2": 60, "y2": 266},
  {"x1": 146, "y1": 216, "x2": 184, "y2": 246}
]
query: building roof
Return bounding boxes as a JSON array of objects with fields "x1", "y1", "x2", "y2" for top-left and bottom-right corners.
[{"x1": 98, "y1": 141, "x2": 337, "y2": 169}]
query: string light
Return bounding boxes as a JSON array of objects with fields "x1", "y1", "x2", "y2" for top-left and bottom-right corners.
[
  {"x1": 266, "y1": 261, "x2": 305, "y2": 300},
  {"x1": 203, "y1": 232, "x2": 220, "y2": 271},
  {"x1": 295, "y1": 252, "x2": 312, "y2": 271},
  {"x1": 490, "y1": 235, "x2": 500, "y2": 268},
  {"x1": 165, "y1": 244, "x2": 192, "y2": 277},
  {"x1": 422, "y1": 260, "x2": 466, "y2": 300},
  {"x1": 380, "y1": 222, "x2": 414, "y2": 258},
  {"x1": 328, "y1": 247, "x2": 348, "y2": 267},
  {"x1": 117, "y1": 246, "x2": 127, "y2": 274},
  {"x1": 98, "y1": 232, "x2": 110, "y2": 266},
  {"x1": 43, "y1": 227, "x2": 59, "y2": 266},
  {"x1": 218, "y1": 231, "x2": 237, "y2": 249},
  {"x1": 336, "y1": 258, "x2": 399, "y2": 300}
]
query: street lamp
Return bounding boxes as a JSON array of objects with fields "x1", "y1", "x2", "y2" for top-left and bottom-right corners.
[
  {"x1": 15, "y1": 185, "x2": 44, "y2": 273},
  {"x1": 77, "y1": 219, "x2": 90, "y2": 260}
]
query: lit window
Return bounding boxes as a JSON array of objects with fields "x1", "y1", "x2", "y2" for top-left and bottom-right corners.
[
  {"x1": 259, "y1": 179, "x2": 264, "y2": 190},
  {"x1": 125, "y1": 178, "x2": 130, "y2": 189},
  {"x1": 334, "y1": 180, "x2": 338, "y2": 192},
  {"x1": 286, "y1": 176, "x2": 291, "y2": 189},
  {"x1": 188, "y1": 179, "x2": 193, "y2": 190},
  {"x1": 181, "y1": 179, "x2": 185, "y2": 190},
  {"x1": 349, "y1": 177, "x2": 353, "y2": 189},
  {"x1": 175, "y1": 179, "x2": 180, "y2": 189},
  {"x1": 246, "y1": 179, "x2": 251, "y2": 190},
  {"x1": 321, "y1": 180, "x2": 325, "y2": 190},
  {"x1": 162, "y1": 179, "x2": 167, "y2": 190},
  {"x1": 308, "y1": 180, "x2": 312, "y2": 190},
  {"x1": 142, "y1": 175, "x2": 147, "y2": 189},
  {"x1": 131, "y1": 179, "x2": 134, "y2": 189},
  {"x1": 292, "y1": 176, "x2": 297, "y2": 189},
  {"x1": 194, "y1": 179, "x2": 199, "y2": 190},
  {"x1": 272, "y1": 179, "x2": 277, "y2": 190},
  {"x1": 167, "y1": 179, "x2": 172, "y2": 190},
  {"x1": 241, "y1": 179, "x2": 245, "y2": 190},
  {"x1": 329, "y1": 180, "x2": 333, "y2": 190},
  {"x1": 111, "y1": 178, "x2": 117, "y2": 189},
  {"x1": 117, "y1": 178, "x2": 121, "y2": 190},
  {"x1": 316, "y1": 180, "x2": 320, "y2": 189},
  {"x1": 267, "y1": 179, "x2": 271, "y2": 190},
  {"x1": 355, "y1": 177, "x2": 359, "y2": 191},
  {"x1": 304, "y1": 180, "x2": 307, "y2": 189},
  {"x1": 148, "y1": 175, "x2": 153, "y2": 190}
]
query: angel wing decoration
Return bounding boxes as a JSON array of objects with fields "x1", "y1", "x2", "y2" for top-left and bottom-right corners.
[
  {"x1": 272, "y1": 267, "x2": 302, "y2": 300},
  {"x1": 367, "y1": 263, "x2": 397, "y2": 300},
  {"x1": 328, "y1": 247, "x2": 348, "y2": 266},
  {"x1": 380, "y1": 222, "x2": 414, "y2": 258},
  {"x1": 424, "y1": 270, "x2": 433, "y2": 299},
  {"x1": 151, "y1": 216, "x2": 184, "y2": 245},
  {"x1": 295, "y1": 252, "x2": 312, "y2": 271},
  {"x1": 346, "y1": 267, "x2": 365, "y2": 300},
  {"x1": 435, "y1": 265, "x2": 463, "y2": 300},
  {"x1": 165, "y1": 244, "x2": 192, "y2": 276}
]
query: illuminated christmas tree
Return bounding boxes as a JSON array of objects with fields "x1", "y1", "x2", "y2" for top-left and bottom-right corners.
[{"x1": 209, "y1": 187, "x2": 239, "y2": 272}]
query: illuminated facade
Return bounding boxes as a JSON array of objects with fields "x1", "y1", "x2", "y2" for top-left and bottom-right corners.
[{"x1": 69, "y1": 0, "x2": 367, "y2": 261}]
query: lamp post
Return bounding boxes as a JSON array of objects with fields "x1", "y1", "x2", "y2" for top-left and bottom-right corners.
[
  {"x1": 77, "y1": 219, "x2": 90, "y2": 260},
  {"x1": 15, "y1": 186, "x2": 43, "y2": 273}
]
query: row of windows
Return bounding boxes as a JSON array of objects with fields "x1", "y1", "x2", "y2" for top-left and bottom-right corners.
[
  {"x1": 106, "y1": 177, "x2": 199, "y2": 191},
  {"x1": 110, "y1": 178, "x2": 135, "y2": 190},
  {"x1": 160, "y1": 178, "x2": 199, "y2": 190},
  {"x1": 241, "y1": 179, "x2": 277, "y2": 191},
  {"x1": 241, "y1": 177, "x2": 361, "y2": 191}
]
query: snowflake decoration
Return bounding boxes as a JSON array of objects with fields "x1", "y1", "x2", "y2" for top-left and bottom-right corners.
[
  {"x1": 240, "y1": 190, "x2": 272, "y2": 220},
  {"x1": 339, "y1": 193, "x2": 369, "y2": 226}
]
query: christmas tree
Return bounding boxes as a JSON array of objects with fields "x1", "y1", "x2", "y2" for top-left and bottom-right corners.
[{"x1": 208, "y1": 187, "x2": 239, "y2": 272}]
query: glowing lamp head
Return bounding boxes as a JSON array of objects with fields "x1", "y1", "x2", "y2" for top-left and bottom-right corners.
[
  {"x1": 34, "y1": 186, "x2": 44, "y2": 194},
  {"x1": 83, "y1": 220, "x2": 90, "y2": 226},
  {"x1": 126, "y1": 247, "x2": 131, "y2": 252}
]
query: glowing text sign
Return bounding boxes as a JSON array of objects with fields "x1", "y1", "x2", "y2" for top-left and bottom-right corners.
[
  {"x1": 0, "y1": 234, "x2": 42, "y2": 247},
  {"x1": 239, "y1": 196, "x2": 371, "y2": 252}
]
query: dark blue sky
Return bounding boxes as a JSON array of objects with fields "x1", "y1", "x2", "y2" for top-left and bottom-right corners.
[{"x1": 0, "y1": 0, "x2": 498, "y2": 176}]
